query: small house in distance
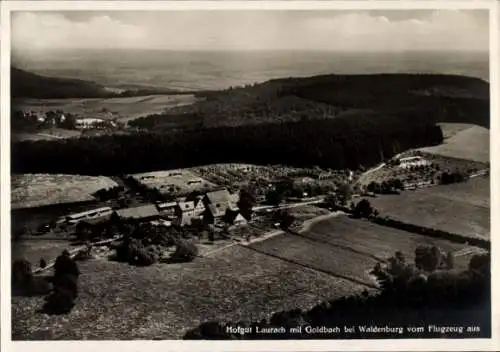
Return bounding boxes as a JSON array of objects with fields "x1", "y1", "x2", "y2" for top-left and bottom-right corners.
[{"x1": 116, "y1": 204, "x2": 160, "y2": 222}]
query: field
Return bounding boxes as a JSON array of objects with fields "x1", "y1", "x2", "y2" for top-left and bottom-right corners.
[
  {"x1": 13, "y1": 94, "x2": 197, "y2": 123},
  {"x1": 130, "y1": 169, "x2": 217, "y2": 195},
  {"x1": 12, "y1": 240, "x2": 72, "y2": 265},
  {"x1": 437, "y1": 123, "x2": 479, "y2": 139},
  {"x1": 11, "y1": 245, "x2": 366, "y2": 340},
  {"x1": 368, "y1": 176, "x2": 490, "y2": 240},
  {"x1": 12, "y1": 128, "x2": 82, "y2": 142},
  {"x1": 11, "y1": 174, "x2": 117, "y2": 209},
  {"x1": 250, "y1": 214, "x2": 478, "y2": 287},
  {"x1": 418, "y1": 124, "x2": 489, "y2": 163}
]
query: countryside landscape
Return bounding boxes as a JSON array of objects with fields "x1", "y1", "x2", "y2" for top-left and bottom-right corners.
[{"x1": 9, "y1": 9, "x2": 491, "y2": 340}]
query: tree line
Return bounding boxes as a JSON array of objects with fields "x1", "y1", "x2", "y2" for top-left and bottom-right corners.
[{"x1": 12, "y1": 115, "x2": 443, "y2": 175}]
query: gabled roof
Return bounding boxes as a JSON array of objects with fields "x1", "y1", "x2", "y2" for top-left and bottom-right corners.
[
  {"x1": 194, "y1": 199, "x2": 205, "y2": 209},
  {"x1": 205, "y1": 189, "x2": 231, "y2": 206},
  {"x1": 178, "y1": 201, "x2": 195, "y2": 212},
  {"x1": 206, "y1": 204, "x2": 226, "y2": 218},
  {"x1": 116, "y1": 204, "x2": 159, "y2": 219}
]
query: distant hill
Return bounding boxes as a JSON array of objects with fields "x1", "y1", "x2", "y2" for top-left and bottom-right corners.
[
  {"x1": 11, "y1": 68, "x2": 186, "y2": 99},
  {"x1": 138, "y1": 73, "x2": 489, "y2": 129},
  {"x1": 11, "y1": 67, "x2": 114, "y2": 99}
]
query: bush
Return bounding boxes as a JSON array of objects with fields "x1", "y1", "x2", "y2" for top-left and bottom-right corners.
[
  {"x1": 12, "y1": 259, "x2": 33, "y2": 287},
  {"x1": 115, "y1": 238, "x2": 158, "y2": 266},
  {"x1": 352, "y1": 199, "x2": 375, "y2": 218},
  {"x1": 170, "y1": 240, "x2": 199, "y2": 262},
  {"x1": 52, "y1": 274, "x2": 79, "y2": 298},
  {"x1": 54, "y1": 250, "x2": 80, "y2": 278},
  {"x1": 43, "y1": 288, "x2": 76, "y2": 315},
  {"x1": 415, "y1": 245, "x2": 445, "y2": 272}
]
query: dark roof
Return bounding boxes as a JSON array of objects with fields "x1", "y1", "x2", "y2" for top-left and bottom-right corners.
[{"x1": 116, "y1": 204, "x2": 160, "y2": 219}]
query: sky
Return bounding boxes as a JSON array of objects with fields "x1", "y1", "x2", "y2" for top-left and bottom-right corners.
[{"x1": 11, "y1": 10, "x2": 489, "y2": 53}]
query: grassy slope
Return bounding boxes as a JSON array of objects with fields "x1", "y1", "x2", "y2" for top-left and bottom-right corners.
[
  {"x1": 418, "y1": 125, "x2": 489, "y2": 163},
  {"x1": 12, "y1": 245, "x2": 365, "y2": 340},
  {"x1": 11, "y1": 174, "x2": 117, "y2": 210},
  {"x1": 368, "y1": 177, "x2": 490, "y2": 239},
  {"x1": 250, "y1": 214, "x2": 474, "y2": 287}
]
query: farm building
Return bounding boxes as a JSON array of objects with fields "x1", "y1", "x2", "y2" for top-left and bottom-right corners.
[
  {"x1": 203, "y1": 189, "x2": 238, "y2": 210},
  {"x1": 202, "y1": 190, "x2": 239, "y2": 226},
  {"x1": 193, "y1": 198, "x2": 206, "y2": 217},
  {"x1": 397, "y1": 156, "x2": 431, "y2": 169},
  {"x1": 59, "y1": 206, "x2": 113, "y2": 224},
  {"x1": 116, "y1": 204, "x2": 160, "y2": 222},
  {"x1": 75, "y1": 118, "x2": 109, "y2": 129},
  {"x1": 224, "y1": 209, "x2": 248, "y2": 226},
  {"x1": 174, "y1": 201, "x2": 196, "y2": 226},
  {"x1": 157, "y1": 201, "x2": 177, "y2": 216},
  {"x1": 150, "y1": 219, "x2": 172, "y2": 227}
]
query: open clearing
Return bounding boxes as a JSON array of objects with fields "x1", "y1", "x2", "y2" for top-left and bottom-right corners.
[
  {"x1": 368, "y1": 176, "x2": 490, "y2": 240},
  {"x1": 130, "y1": 169, "x2": 217, "y2": 195},
  {"x1": 12, "y1": 245, "x2": 366, "y2": 340},
  {"x1": 250, "y1": 214, "x2": 475, "y2": 288},
  {"x1": 12, "y1": 240, "x2": 71, "y2": 265},
  {"x1": 11, "y1": 174, "x2": 117, "y2": 209},
  {"x1": 12, "y1": 128, "x2": 82, "y2": 142},
  {"x1": 13, "y1": 94, "x2": 197, "y2": 123},
  {"x1": 418, "y1": 124, "x2": 489, "y2": 163}
]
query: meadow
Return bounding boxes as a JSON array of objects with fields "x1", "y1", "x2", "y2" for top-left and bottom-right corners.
[
  {"x1": 11, "y1": 174, "x2": 117, "y2": 209},
  {"x1": 368, "y1": 176, "x2": 490, "y2": 240},
  {"x1": 250, "y1": 214, "x2": 477, "y2": 288},
  {"x1": 418, "y1": 124, "x2": 489, "y2": 163},
  {"x1": 11, "y1": 245, "x2": 366, "y2": 340}
]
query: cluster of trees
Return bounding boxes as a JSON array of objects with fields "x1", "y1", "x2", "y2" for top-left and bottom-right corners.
[
  {"x1": 76, "y1": 216, "x2": 201, "y2": 265},
  {"x1": 43, "y1": 251, "x2": 81, "y2": 314},
  {"x1": 93, "y1": 186, "x2": 125, "y2": 201},
  {"x1": 113, "y1": 228, "x2": 199, "y2": 265},
  {"x1": 184, "y1": 248, "x2": 491, "y2": 339},
  {"x1": 12, "y1": 259, "x2": 52, "y2": 296},
  {"x1": 351, "y1": 199, "x2": 378, "y2": 218},
  {"x1": 12, "y1": 250, "x2": 82, "y2": 315},
  {"x1": 366, "y1": 179, "x2": 405, "y2": 194},
  {"x1": 128, "y1": 113, "x2": 204, "y2": 131},
  {"x1": 440, "y1": 170, "x2": 468, "y2": 185},
  {"x1": 12, "y1": 111, "x2": 444, "y2": 176}
]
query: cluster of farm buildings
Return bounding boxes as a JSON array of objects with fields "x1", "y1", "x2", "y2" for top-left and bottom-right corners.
[
  {"x1": 19, "y1": 110, "x2": 119, "y2": 130},
  {"x1": 58, "y1": 188, "x2": 247, "y2": 229}
]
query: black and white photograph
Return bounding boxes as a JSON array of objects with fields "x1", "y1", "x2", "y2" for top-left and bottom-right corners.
[{"x1": 1, "y1": 1, "x2": 498, "y2": 350}]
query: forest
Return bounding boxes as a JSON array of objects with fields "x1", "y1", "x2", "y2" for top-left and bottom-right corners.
[
  {"x1": 11, "y1": 113, "x2": 443, "y2": 175},
  {"x1": 132, "y1": 73, "x2": 490, "y2": 130}
]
